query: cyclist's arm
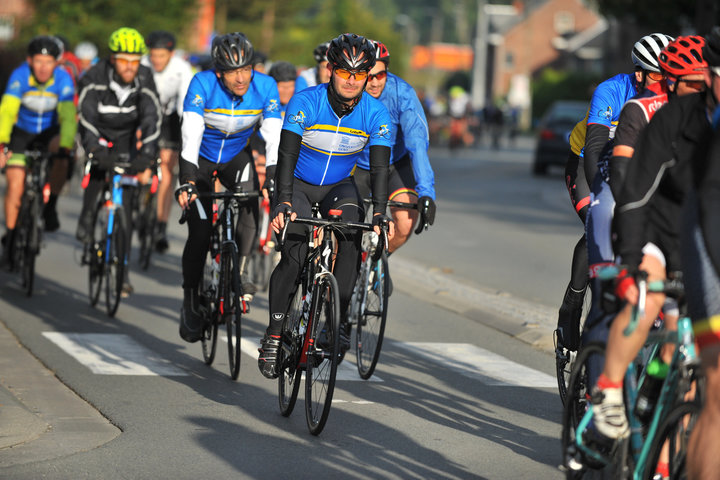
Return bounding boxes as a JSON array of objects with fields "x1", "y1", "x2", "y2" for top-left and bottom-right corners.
[
  {"x1": 179, "y1": 111, "x2": 204, "y2": 184},
  {"x1": 583, "y1": 123, "x2": 610, "y2": 184},
  {"x1": 259, "y1": 117, "x2": 282, "y2": 169},
  {"x1": 57, "y1": 100, "x2": 77, "y2": 150},
  {"x1": 0, "y1": 94, "x2": 20, "y2": 145},
  {"x1": 699, "y1": 131, "x2": 720, "y2": 275},
  {"x1": 398, "y1": 86, "x2": 435, "y2": 200},
  {"x1": 368, "y1": 145, "x2": 390, "y2": 215},
  {"x1": 136, "y1": 67, "x2": 161, "y2": 162},
  {"x1": 77, "y1": 81, "x2": 106, "y2": 154},
  {"x1": 275, "y1": 130, "x2": 302, "y2": 205},
  {"x1": 609, "y1": 102, "x2": 646, "y2": 198}
]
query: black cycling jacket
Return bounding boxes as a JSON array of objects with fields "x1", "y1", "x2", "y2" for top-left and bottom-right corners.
[
  {"x1": 613, "y1": 92, "x2": 713, "y2": 273},
  {"x1": 695, "y1": 126, "x2": 720, "y2": 275},
  {"x1": 77, "y1": 58, "x2": 161, "y2": 162}
]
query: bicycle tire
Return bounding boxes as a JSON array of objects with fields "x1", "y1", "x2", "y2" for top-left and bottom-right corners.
[
  {"x1": 222, "y1": 245, "x2": 242, "y2": 380},
  {"x1": 138, "y1": 188, "x2": 157, "y2": 271},
  {"x1": 16, "y1": 195, "x2": 38, "y2": 296},
  {"x1": 643, "y1": 401, "x2": 700, "y2": 480},
  {"x1": 278, "y1": 282, "x2": 304, "y2": 416},
  {"x1": 356, "y1": 252, "x2": 389, "y2": 379},
  {"x1": 24, "y1": 194, "x2": 43, "y2": 296},
  {"x1": 88, "y1": 200, "x2": 106, "y2": 306},
  {"x1": 200, "y1": 250, "x2": 219, "y2": 366},
  {"x1": 305, "y1": 273, "x2": 341, "y2": 435},
  {"x1": 562, "y1": 342, "x2": 607, "y2": 477},
  {"x1": 105, "y1": 208, "x2": 127, "y2": 317},
  {"x1": 556, "y1": 288, "x2": 592, "y2": 406}
]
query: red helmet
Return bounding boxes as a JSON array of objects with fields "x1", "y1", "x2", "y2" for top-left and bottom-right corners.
[
  {"x1": 373, "y1": 40, "x2": 390, "y2": 65},
  {"x1": 659, "y1": 35, "x2": 707, "y2": 77}
]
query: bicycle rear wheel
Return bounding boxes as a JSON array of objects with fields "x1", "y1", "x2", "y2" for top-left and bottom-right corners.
[
  {"x1": 278, "y1": 282, "x2": 304, "y2": 416},
  {"x1": 556, "y1": 288, "x2": 592, "y2": 406},
  {"x1": 644, "y1": 401, "x2": 700, "y2": 480},
  {"x1": 200, "y1": 251, "x2": 219, "y2": 365},
  {"x1": 222, "y1": 245, "x2": 242, "y2": 380},
  {"x1": 305, "y1": 273, "x2": 340, "y2": 435},
  {"x1": 88, "y1": 202, "x2": 106, "y2": 306},
  {"x1": 105, "y1": 208, "x2": 127, "y2": 317},
  {"x1": 356, "y1": 253, "x2": 389, "y2": 379}
]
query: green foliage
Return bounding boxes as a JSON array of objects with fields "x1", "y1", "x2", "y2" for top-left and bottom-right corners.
[{"x1": 531, "y1": 68, "x2": 601, "y2": 121}]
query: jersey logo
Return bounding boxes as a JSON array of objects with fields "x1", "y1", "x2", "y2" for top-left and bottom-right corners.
[
  {"x1": 598, "y1": 106, "x2": 613, "y2": 120},
  {"x1": 374, "y1": 124, "x2": 390, "y2": 140},
  {"x1": 288, "y1": 110, "x2": 307, "y2": 129},
  {"x1": 9, "y1": 80, "x2": 21, "y2": 92},
  {"x1": 265, "y1": 99, "x2": 279, "y2": 113},
  {"x1": 62, "y1": 85, "x2": 73, "y2": 97},
  {"x1": 192, "y1": 94, "x2": 203, "y2": 107}
]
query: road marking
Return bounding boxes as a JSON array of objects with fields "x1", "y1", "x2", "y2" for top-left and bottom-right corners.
[
  {"x1": 43, "y1": 332, "x2": 188, "y2": 376},
  {"x1": 395, "y1": 342, "x2": 556, "y2": 388},
  {"x1": 240, "y1": 336, "x2": 383, "y2": 382}
]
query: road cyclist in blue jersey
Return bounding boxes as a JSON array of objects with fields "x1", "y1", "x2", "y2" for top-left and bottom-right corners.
[
  {"x1": 354, "y1": 39, "x2": 436, "y2": 259},
  {"x1": 257, "y1": 33, "x2": 395, "y2": 379},
  {"x1": 0, "y1": 36, "x2": 76, "y2": 265},
  {"x1": 175, "y1": 32, "x2": 282, "y2": 343},
  {"x1": 297, "y1": 41, "x2": 331, "y2": 89}
]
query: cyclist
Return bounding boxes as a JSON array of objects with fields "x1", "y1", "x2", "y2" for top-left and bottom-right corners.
[
  {"x1": 354, "y1": 40, "x2": 436, "y2": 257},
  {"x1": 175, "y1": 32, "x2": 282, "y2": 343},
  {"x1": 141, "y1": 30, "x2": 194, "y2": 253},
  {"x1": 0, "y1": 36, "x2": 76, "y2": 265},
  {"x1": 74, "y1": 41, "x2": 98, "y2": 77},
  {"x1": 75, "y1": 27, "x2": 161, "y2": 296},
  {"x1": 590, "y1": 35, "x2": 711, "y2": 442},
  {"x1": 298, "y1": 41, "x2": 331, "y2": 88},
  {"x1": 257, "y1": 33, "x2": 394, "y2": 379},
  {"x1": 684, "y1": 28, "x2": 720, "y2": 480},
  {"x1": 251, "y1": 50, "x2": 268, "y2": 74},
  {"x1": 555, "y1": 33, "x2": 673, "y2": 352}
]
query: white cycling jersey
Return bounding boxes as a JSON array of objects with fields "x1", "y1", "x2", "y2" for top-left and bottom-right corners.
[
  {"x1": 141, "y1": 54, "x2": 194, "y2": 117},
  {"x1": 298, "y1": 67, "x2": 317, "y2": 88}
]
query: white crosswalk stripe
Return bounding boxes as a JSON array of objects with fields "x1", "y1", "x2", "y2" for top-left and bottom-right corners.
[
  {"x1": 42, "y1": 333, "x2": 555, "y2": 387},
  {"x1": 42, "y1": 332, "x2": 188, "y2": 376}
]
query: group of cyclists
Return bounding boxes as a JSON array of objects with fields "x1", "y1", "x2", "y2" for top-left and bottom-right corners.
[
  {"x1": 0, "y1": 29, "x2": 436, "y2": 380},
  {"x1": 555, "y1": 24, "x2": 720, "y2": 479}
]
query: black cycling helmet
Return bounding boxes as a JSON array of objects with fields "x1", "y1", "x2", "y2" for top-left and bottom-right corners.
[
  {"x1": 28, "y1": 35, "x2": 62, "y2": 59},
  {"x1": 212, "y1": 32, "x2": 254, "y2": 71},
  {"x1": 703, "y1": 26, "x2": 720, "y2": 68},
  {"x1": 327, "y1": 33, "x2": 376, "y2": 72},
  {"x1": 252, "y1": 50, "x2": 267, "y2": 66},
  {"x1": 268, "y1": 61, "x2": 298, "y2": 83},
  {"x1": 146, "y1": 31, "x2": 176, "y2": 51},
  {"x1": 313, "y1": 42, "x2": 330, "y2": 63}
]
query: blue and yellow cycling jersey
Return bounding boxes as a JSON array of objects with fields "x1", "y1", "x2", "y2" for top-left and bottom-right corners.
[
  {"x1": 181, "y1": 69, "x2": 282, "y2": 165},
  {"x1": 281, "y1": 83, "x2": 393, "y2": 186},
  {"x1": 586, "y1": 73, "x2": 637, "y2": 139},
  {"x1": 355, "y1": 72, "x2": 435, "y2": 199},
  {"x1": 0, "y1": 62, "x2": 76, "y2": 147}
]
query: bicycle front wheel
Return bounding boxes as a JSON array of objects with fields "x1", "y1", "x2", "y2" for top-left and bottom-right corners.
[
  {"x1": 18, "y1": 195, "x2": 40, "y2": 296},
  {"x1": 105, "y1": 208, "x2": 127, "y2": 317},
  {"x1": 221, "y1": 246, "x2": 242, "y2": 380},
  {"x1": 644, "y1": 401, "x2": 700, "y2": 480},
  {"x1": 278, "y1": 282, "x2": 304, "y2": 416},
  {"x1": 138, "y1": 188, "x2": 157, "y2": 271},
  {"x1": 88, "y1": 201, "x2": 106, "y2": 306},
  {"x1": 305, "y1": 273, "x2": 341, "y2": 435},
  {"x1": 356, "y1": 253, "x2": 389, "y2": 379}
]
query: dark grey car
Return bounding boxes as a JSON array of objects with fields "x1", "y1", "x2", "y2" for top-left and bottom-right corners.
[{"x1": 532, "y1": 100, "x2": 588, "y2": 175}]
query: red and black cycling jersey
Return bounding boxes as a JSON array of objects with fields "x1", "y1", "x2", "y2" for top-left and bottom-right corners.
[{"x1": 613, "y1": 91, "x2": 714, "y2": 273}]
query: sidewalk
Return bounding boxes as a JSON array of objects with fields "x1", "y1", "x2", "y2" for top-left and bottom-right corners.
[{"x1": 0, "y1": 320, "x2": 119, "y2": 468}]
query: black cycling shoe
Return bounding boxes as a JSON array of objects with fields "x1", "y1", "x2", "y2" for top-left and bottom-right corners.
[
  {"x1": 258, "y1": 333, "x2": 281, "y2": 379},
  {"x1": 0, "y1": 230, "x2": 16, "y2": 270},
  {"x1": 179, "y1": 287, "x2": 204, "y2": 343},
  {"x1": 338, "y1": 321, "x2": 351, "y2": 362},
  {"x1": 556, "y1": 285, "x2": 585, "y2": 351},
  {"x1": 155, "y1": 236, "x2": 169, "y2": 253},
  {"x1": 43, "y1": 205, "x2": 60, "y2": 232}
]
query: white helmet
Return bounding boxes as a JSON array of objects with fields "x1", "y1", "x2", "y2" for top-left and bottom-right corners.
[
  {"x1": 74, "y1": 41, "x2": 98, "y2": 60},
  {"x1": 632, "y1": 33, "x2": 674, "y2": 73}
]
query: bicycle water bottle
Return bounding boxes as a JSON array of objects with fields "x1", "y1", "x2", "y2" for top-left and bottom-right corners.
[
  {"x1": 299, "y1": 291, "x2": 312, "y2": 335},
  {"x1": 634, "y1": 358, "x2": 669, "y2": 422}
]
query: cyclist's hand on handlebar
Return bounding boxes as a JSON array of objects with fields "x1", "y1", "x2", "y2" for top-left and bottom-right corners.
[
  {"x1": 175, "y1": 182, "x2": 198, "y2": 210},
  {"x1": 414, "y1": 196, "x2": 436, "y2": 235},
  {"x1": 0, "y1": 144, "x2": 11, "y2": 169},
  {"x1": 271, "y1": 202, "x2": 295, "y2": 233},
  {"x1": 614, "y1": 268, "x2": 639, "y2": 305},
  {"x1": 372, "y1": 213, "x2": 394, "y2": 238}
]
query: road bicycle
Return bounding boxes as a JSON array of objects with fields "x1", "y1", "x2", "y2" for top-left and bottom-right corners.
[
  {"x1": 562, "y1": 269, "x2": 702, "y2": 479},
  {"x1": 135, "y1": 165, "x2": 161, "y2": 270},
  {"x1": 10, "y1": 148, "x2": 51, "y2": 296},
  {"x1": 555, "y1": 288, "x2": 593, "y2": 406},
  {"x1": 85, "y1": 158, "x2": 137, "y2": 317},
  {"x1": 180, "y1": 184, "x2": 259, "y2": 380},
  {"x1": 346, "y1": 198, "x2": 416, "y2": 379},
  {"x1": 276, "y1": 205, "x2": 388, "y2": 435}
]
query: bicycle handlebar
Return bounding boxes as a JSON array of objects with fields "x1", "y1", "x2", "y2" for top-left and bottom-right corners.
[
  {"x1": 178, "y1": 189, "x2": 261, "y2": 225},
  {"x1": 279, "y1": 213, "x2": 390, "y2": 256}
]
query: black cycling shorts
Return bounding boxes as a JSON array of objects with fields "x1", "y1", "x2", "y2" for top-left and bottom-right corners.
[
  {"x1": 354, "y1": 153, "x2": 417, "y2": 203},
  {"x1": 158, "y1": 112, "x2": 181, "y2": 151}
]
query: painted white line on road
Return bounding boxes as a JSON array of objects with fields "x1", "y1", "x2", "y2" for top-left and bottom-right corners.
[
  {"x1": 43, "y1": 332, "x2": 188, "y2": 376},
  {"x1": 239, "y1": 336, "x2": 383, "y2": 382},
  {"x1": 396, "y1": 342, "x2": 556, "y2": 388}
]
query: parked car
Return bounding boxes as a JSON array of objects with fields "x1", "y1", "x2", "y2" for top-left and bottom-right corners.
[{"x1": 532, "y1": 100, "x2": 588, "y2": 176}]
